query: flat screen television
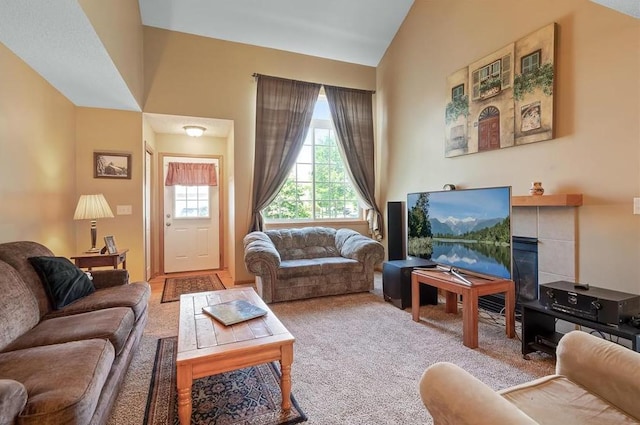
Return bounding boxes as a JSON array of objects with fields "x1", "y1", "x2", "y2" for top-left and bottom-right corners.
[{"x1": 407, "y1": 186, "x2": 512, "y2": 280}]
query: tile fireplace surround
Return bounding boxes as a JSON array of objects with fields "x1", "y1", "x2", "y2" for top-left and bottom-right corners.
[{"x1": 512, "y1": 201, "x2": 580, "y2": 286}]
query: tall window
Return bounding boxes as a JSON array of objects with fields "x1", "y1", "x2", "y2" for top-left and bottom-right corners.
[{"x1": 263, "y1": 94, "x2": 360, "y2": 220}]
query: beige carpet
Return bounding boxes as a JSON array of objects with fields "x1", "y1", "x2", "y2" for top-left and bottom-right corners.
[{"x1": 108, "y1": 274, "x2": 554, "y2": 424}]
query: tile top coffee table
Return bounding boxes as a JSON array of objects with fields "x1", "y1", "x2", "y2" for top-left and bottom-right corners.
[
  {"x1": 177, "y1": 287, "x2": 295, "y2": 425},
  {"x1": 411, "y1": 269, "x2": 515, "y2": 349}
]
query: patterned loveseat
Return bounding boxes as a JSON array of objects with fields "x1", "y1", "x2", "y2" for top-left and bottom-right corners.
[{"x1": 243, "y1": 227, "x2": 384, "y2": 303}]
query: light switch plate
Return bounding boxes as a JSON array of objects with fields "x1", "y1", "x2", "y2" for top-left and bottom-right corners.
[
  {"x1": 117, "y1": 205, "x2": 132, "y2": 215},
  {"x1": 634, "y1": 198, "x2": 640, "y2": 215}
]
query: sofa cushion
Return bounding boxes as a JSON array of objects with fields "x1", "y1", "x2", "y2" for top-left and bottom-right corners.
[
  {"x1": 318, "y1": 256, "x2": 364, "y2": 273},
  {"x1": 28, "y1": 256, "x2": 95, "y2": 309},
  {"x1": 0, "y1": 379, "x2": 28, "y2": 425},
  {"x1": 277, "y1": 257, "x2": 362, "y2": 279},
  {"x1": 2, "y1": 307, "x2": 134, "y2": 356},
  {"x1": 336, "y1": 228, "x2": 385, "y2": 263},
  {"x1": 43, "y1": 281, "x2": 150, "y2": 322},
  {"x1": 277, "y1": 259, "x2": 323, "y2": 278},
  {"x1": 0, "y1": 242, "x2": 55, "y2": 317},
  {"x1": 266, "y1": 227, "x2": 340, "y2": 260},
  {"x1": 0, "y1": 262, "x2": 39, "y2": 352},
  {"x1": 500, "y1": 375, "x2": 638, "y2": 424},
  {"x1": 0, "y1": 339, "x2": 115, "y2": 425}
]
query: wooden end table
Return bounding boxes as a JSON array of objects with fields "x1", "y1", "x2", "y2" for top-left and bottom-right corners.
[
  {"x1": 411, "y1": 269, "x2": 515, "y2": 348},
  {"x1": 177, "y1": 287, "x2": 295, "y2": 425},
  {"x1": 70, "y1": 249, "x2": 128, "y2": 270}
]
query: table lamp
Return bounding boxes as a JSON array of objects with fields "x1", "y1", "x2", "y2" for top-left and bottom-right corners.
[{"x1": 73, "y1": 194, "x2": 114, "y2": 253}]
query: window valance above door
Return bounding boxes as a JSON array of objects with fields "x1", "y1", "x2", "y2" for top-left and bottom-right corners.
[{"x1": 165, "y1": 162, "x2": 218, "y2": 186}]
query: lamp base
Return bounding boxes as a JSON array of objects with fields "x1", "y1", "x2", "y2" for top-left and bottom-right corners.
[{"x1": 85, "y1": 247, "x2": 101, "y2": 253}]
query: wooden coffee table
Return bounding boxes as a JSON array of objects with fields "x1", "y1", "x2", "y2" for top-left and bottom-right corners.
[
  {"x1": 411, "y1": 269, "x2": 515, "y2": 348},
  {"x1": 177, "y1": 287, "x2": 295, "y2": 425}
]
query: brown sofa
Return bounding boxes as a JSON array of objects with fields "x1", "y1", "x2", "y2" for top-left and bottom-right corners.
[
  {"x1": 0, "y1": 241, "x2": 150, "y2": 425},
  {"x1": 419, "y1": 330, "x2": 640, "y2": 424},
  {"x1": 243, "y1": 227, "x2": 384, "y2": 303}
]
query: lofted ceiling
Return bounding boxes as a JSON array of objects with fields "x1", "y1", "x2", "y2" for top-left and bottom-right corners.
[
  {"x1": 0, "y1": 0, "x2": 636, "y2": 127},
  {"x1": 139, "y1": 0, "x2": 415, "y2": 67},
  {"x1": 590, "y1": 0, "x2": 640, "y2": 18}
]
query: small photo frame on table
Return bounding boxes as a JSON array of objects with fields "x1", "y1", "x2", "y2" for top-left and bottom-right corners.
[
  {"x1": 94, "y1": 152, "x2": 131, "y2": 179},
  {"x1": 104, "y1": 236, "x2": 118, "y2": 254}
]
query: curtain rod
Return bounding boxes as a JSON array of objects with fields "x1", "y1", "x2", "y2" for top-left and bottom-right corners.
[{"x1": 252, "y1": 73, "x2": 375, "y2": 94}]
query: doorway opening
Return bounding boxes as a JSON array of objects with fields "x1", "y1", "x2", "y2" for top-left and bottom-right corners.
[{"x1": 143, "y1": 113, "x2": 234, "y2": 277}]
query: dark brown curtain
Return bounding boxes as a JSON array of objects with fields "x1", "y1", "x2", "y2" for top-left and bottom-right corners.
[
  {"x1": 324, "y1": 85, "x2": 383, "y2": 239},
  {"x1": 165, "y1": 162, "x2": 217, "y2": 186},
  {"x1": 250, "y1": 75, "x2": 321, "y2": 231}
]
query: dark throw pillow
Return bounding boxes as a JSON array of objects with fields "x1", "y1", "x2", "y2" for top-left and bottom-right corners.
[{"x1": 28, "y1": 256, "x2": 95, "y2": 309}]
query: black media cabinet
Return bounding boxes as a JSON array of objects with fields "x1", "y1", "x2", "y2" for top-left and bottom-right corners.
[
  {"x1": 382, "y1": 258, "x2": 438, "y2": 309},
  {"x1": 521, "y1": 300, "x2": 640, "y2": 358}
]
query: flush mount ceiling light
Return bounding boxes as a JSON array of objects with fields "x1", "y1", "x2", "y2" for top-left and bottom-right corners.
[{"x1": 183, "y1": 125, "x2": 206, "y2": 137}]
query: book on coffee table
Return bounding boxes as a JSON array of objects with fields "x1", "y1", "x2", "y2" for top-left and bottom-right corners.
[{"x1": 202, "y1": 299, "x2": 267, "y2": 326}]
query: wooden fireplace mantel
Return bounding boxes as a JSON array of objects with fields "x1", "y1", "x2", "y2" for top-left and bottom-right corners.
[{"x1": 512, "y1": 194, "x2": 583, "y2": 207}]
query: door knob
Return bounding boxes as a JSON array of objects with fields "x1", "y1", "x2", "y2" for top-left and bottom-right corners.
[{"x1": 166, "y1": 222, "x2": 171, "y2": 227}]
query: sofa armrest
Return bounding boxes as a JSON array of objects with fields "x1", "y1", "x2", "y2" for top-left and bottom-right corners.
[
  {"x1": 420, "y1": 362, "x2": 538, "y2": 425},
  {"x1": 243, "y1": 231, "x2": 281, "y2": 275},
  {"x1": 335, "y1": 229, "x2": 384, "y2": 265},
  {"x1": 0, "y1": 379, "x2": 27, "y2": 425},
  {"x1": 88, "y1": 269, "x2": 130, "y2": 289},
  {"x1": 556, "y1": 330, "x2": 640, "y2": 418}
]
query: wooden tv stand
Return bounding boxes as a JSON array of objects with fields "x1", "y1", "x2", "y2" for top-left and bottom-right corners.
[{"x1": 411, "y1": 269, "x2": 515, "y2": 348}]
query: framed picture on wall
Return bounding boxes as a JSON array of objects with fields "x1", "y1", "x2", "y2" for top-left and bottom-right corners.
[
  {"x1": 104, "y1": 235, "x2": 118, "y2": 254},
  {"x1": 94, "y1": 152, "x2": 131, "y2": 179}
]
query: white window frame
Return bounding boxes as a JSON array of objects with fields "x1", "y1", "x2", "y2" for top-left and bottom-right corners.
[
  {"x1": 264, "y1": 94, "x2": 363, "y2": 223},
  {"x1": 173, "y1": 185, "x2": 211, "y2": 219}
]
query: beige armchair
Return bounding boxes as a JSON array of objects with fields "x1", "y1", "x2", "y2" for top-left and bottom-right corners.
[{"x1": 419, "y1": 330, "x2": 640, "y2": 424}]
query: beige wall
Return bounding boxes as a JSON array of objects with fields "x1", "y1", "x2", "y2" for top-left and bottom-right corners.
[
  {"x1": 0, "y1": 42, "x2": 77, "y2": 255},
  {"x1": 75, "y1": 108, "x2": 145, "y2": 281},
  {"x1": 378, "y1": 0, "x2": 640, "y2": 292},
  {"x1": 143, "y1": 27, "x2": 377, "y2": 282}
]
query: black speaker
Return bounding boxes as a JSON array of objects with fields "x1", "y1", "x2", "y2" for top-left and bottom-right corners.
[
  {"x1": 383, "y1": 259, "x2": 438, "y2": 309},
  {"x1": 387, "y1": 201, "x2": 404, "y2": 260}
]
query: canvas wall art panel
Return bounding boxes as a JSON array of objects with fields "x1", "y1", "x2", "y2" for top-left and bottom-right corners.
[{"x1": 445, "y1": 23, "x2": 556, "y2": 158}]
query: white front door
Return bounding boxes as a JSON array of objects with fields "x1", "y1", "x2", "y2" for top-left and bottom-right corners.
[{"x1": 163, "y1": 156, "x2": 220, "y2": 273}]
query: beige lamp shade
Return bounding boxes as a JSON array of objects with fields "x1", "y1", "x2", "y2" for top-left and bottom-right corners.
[
  {"x1": 74, "y1": 194, "x2": 114, "y2": 252},
  {"x1": 73, "y1": 194, "x2": 114, "y2": 220}
]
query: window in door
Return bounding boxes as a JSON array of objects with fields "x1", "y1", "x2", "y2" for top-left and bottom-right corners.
[
  {"x1": 173, "y1": 185, "x2": 210, "y2": 218},
  {"x1": 263, "y1": 94, "x2": 361, "y2": 221}
]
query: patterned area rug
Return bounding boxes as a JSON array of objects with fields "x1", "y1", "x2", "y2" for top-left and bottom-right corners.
[
  {"x1": 161, "y1": 274, "x2": 226, "y2": 303},
  {"x1": 143, "y1": 337, "x2": 307, "y2": 425}
]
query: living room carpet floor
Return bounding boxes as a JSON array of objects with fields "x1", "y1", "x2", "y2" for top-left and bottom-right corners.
[
  {"x1": 161, "y1": 273, "x2": 225, "y2": 303},
  {"x1": 108, "y1": 274, "x2": 554, "y2": 424},
  {"x1": 143, "y1": 337, "x2": 307, "y2": 425}
]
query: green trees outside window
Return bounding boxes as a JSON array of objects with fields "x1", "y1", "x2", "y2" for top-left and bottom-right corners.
[{"x1": 263, "y1": 96, "x2": 360, "y2": 221}]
